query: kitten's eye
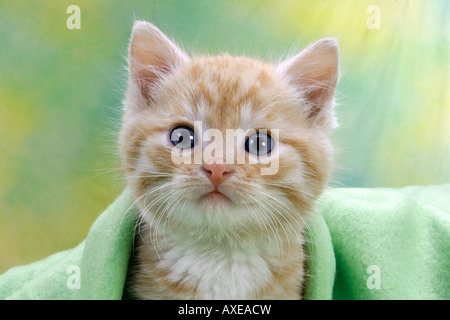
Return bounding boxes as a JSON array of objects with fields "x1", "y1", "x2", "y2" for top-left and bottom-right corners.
[
  {"x1": 245, "y1": 131, "x2": 273, "y2": 156},
  {"x1": 170, "y1": 126, "x2": 196, "y2": 149}
]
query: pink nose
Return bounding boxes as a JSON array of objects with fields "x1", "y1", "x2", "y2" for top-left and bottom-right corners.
[{"x1": 202, "y1": 163, "x2": 233, "y2": 187}]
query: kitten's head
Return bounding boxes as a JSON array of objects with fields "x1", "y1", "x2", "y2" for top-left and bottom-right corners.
[{"x1": 120, "y1": 21, "x2": 339, "y2": 238}]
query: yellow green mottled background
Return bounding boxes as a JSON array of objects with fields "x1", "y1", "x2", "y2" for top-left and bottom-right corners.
[{"x1": 1, "y1": 0, "x2": 449, "y2": 272}]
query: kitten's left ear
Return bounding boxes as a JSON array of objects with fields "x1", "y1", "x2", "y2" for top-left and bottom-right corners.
[
  {"x1": 277, "y1": 38, "x2": 339, "y2": 131},
  {"x1": 128, "y1": 21, "x2": 189, "y2": 103}
]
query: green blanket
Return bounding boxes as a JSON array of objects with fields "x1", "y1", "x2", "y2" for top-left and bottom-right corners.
[{"x1": 1, "y1": 185, "x2": 449, "y2": 300}]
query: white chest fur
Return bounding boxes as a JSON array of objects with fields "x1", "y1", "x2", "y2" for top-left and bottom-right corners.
[{"x1": 157, "y1": 243, "x2": 273, "y2": 299}]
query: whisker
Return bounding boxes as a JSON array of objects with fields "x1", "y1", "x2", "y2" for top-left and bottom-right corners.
[
  {"x1": 245, "y1": 193, "x2": 284, "y2": 258},
  {"x1": 257, "y1": 189, "x2": 314, "y2": 246}
]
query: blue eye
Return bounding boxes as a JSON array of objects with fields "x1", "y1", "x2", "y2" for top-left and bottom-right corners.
[
  {"x1": 245, "y1": 131, "x2": 273, "y2": 156},
  {"x1": 170, "y1": 126, "x2": 196, "y2": 149}
]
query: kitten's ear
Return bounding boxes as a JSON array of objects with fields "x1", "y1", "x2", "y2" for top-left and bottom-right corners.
[
  {"x1": 128, "y1": 21, "x2": 188, "y2": 102},
  {"x1": 277, "y1": 38, "x2": 339, "y2": 131}
]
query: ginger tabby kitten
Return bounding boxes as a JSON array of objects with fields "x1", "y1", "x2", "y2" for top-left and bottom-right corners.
[{"x1": 121, "y1": 21, "x2": 339, "y2": 299}]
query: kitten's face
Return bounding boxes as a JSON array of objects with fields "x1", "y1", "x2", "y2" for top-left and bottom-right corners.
[{"x1": 120, "y1": 22, "x2": 339, "y2": 235}]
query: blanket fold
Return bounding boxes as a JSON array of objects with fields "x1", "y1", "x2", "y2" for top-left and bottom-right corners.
[{"x1": 1, "y1": 185, "x2": 449, "y2": 300}]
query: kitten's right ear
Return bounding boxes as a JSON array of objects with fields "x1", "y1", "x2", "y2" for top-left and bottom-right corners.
[
  {"x1": 277, "y1": 38, "x2": 339, "y2": 131},
  {"x1": 128, "y1": 21, "x2": 188, "y2": 102}
]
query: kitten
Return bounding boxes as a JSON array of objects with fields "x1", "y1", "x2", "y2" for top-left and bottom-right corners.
[{"x1": 120, "y1": 21, "x2": 339, "y2": 299}]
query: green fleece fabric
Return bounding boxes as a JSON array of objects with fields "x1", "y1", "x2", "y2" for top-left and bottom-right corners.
[
  {"x1": 0, "y1": 185, "x2": 449, "y2": 300},
  {"x1": 318, "y1": 184, "x2": 450, "y2": 299}
]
